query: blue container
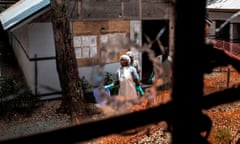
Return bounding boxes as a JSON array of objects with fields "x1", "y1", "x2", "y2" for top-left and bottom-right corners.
[{"x1": 93, "y1": 87, "x2": 110, "y2": 105}]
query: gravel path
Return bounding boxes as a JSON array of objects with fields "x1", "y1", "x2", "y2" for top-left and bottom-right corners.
[
  {"x1": 1, "y1": 68, "x2": 240, "y2": 143},
  {"x1": 0, "y1": 101, "x2": 71, "y2": 141},
  {"x1": 0, "y1": 119, "x2": 70, "y2": 140}
]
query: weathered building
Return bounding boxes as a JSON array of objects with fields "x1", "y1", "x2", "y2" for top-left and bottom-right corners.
[
  {"x1": 207, "y1": 0, "x2": 240, "y2": 42},
  {"x1": 0, "y1": 0, "x2": 170, "y2": 99}
]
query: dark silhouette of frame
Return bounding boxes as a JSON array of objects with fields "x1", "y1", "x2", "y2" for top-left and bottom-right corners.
[{"x1": 2, "y1": 0, "x2": 240, "y2": 144}]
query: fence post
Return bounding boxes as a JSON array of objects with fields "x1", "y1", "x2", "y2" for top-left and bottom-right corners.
[
  {"x1": 34, "y1": 54, "x2": 38, "y2": 97},
  {"x1": 227, "y1": 66, "x2": 230, "y2": 88}
]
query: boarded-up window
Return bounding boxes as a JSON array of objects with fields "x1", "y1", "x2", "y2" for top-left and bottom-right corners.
[{"x1": 72, "y1": 20, "x2": 130, "y2": 67}]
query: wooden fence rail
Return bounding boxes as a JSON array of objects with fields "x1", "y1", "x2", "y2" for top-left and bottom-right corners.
[{"x1": 214, "y1": 39, "x2": 240, "y2": 61}]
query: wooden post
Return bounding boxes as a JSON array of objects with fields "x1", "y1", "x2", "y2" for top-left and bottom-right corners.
[
  {"x1": 139, "y1": 0, "x2": 142, "y2": 20},
  {"x1": 171, "y1": 0, "x2": 207, "y2": 143},
  {"x1": 227, "y1": 66, "x2": 230, "y2": 88},
  {"x1": 34, "y1": 54, "x2": 38, "y2": 97},
  {"x1": 169, "y1": 0, "x2": 175, "y2": 58}
]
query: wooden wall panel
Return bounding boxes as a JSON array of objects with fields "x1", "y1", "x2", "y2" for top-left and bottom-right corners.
[{"x1": 72, "y1": 20, "x2": 130, "y2": 67}]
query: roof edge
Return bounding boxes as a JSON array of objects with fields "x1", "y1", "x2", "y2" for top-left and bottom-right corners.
[{"x1": 0, "y1": 0, "x2": 50, "y2": 30}]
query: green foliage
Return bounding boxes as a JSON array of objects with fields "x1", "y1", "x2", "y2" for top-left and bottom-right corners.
[
  {"x1": 80, "y1": 76, "x2": 92, "y2": 91},
  {"x1": 0, "y1": 76, "x2": 23, "y2": 96},
  {"x1": 104, "y1": 72, "x2": 114, "y2": 85},
  {"x1": 215, "y1": 127, "x2": 232, "y2": 144},
  {"x1": 14, "y1": 90, "x2": 38, "y2": 114},
  {"x1": 0, "y1": 76, "x2": 39, "y2": 117},
  {"x1": 80, "y1": 72, "x2": 118, "y2": 103},
  {"x1": 80, "y1": 76, "x2": 95, "y2": 103},
  {"x1": 103, "y1": 72, "x2": 118, "y2": 95}
]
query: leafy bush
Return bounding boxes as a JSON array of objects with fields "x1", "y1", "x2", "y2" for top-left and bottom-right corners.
[
  {"x1": 0, "y1": 76, "x2": 23, "y2": 96},
  {"x1": 80, "y1": 76, "x2": 92, "y2": 91},
  {"x1": 0, "y1": 76, "x2": 39, "y2": 117},
  {"x1": 104, "y1": 72, "x2": 114, "y2": 85},
  {"x1": 215, "y1": 127, "x2": 232, "y2": 144},
  {"x1": 14, "y1": 90, "x2": 38, "y2": 114},
  {"x1": 80, "y1": 76, "x2": 95, "y2": 103},
  {"x1": 80, "y1": 72, "x2": 118, "y2": 103}
]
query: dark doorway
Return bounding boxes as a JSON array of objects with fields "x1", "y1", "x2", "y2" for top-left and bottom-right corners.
[
  {"x1": 215, "y1": 20, "x2": 230, "y2": 42},
  {"x1": 141, "y1": 20, "x2": 169, "y2": 84}
]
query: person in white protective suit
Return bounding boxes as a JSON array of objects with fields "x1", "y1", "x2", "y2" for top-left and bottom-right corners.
[
  {"x1": 126, "y1": 51, "x2": 141, "y2": 77},
  {"x1": 104, "y1": 54, "x2": 144, "y2": 100}
]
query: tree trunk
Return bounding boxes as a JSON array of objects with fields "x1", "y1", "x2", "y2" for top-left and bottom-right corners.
[{"x1": 50, "y1": 0, "x2": 101, "y2": 123}]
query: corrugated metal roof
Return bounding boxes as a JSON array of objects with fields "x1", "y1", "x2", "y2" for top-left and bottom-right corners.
[
  {"x1": 0, "y1": 0, "x2": 50, "y2": 30},
  {"x1": 207, "y1": 0, "x2": 240, "y2": 10}
]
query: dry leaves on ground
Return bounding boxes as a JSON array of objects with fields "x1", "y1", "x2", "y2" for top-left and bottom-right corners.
[{"x1": 1, "y1": 66, "x2": 240, "y2": 144}]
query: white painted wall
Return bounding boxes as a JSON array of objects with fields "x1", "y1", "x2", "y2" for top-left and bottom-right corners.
[
  {"x1": 9, "y1": 22, "x2": 121, "y2": 97},
  {"x1": 10, "y1": 25, "x2": 32, "y2": 88},
  {"x1": 28, "y1": 23, "x2": 56, "y2": 58},
  {"x1": 10, "y1": 23, "x2": 61, "y2": 97},
  {"x1": 28, "y1": 23, "x2": 61, "y2": 95},
  {"x1": 130, "y1": 20, "x2": 142, "y2": 78}
]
